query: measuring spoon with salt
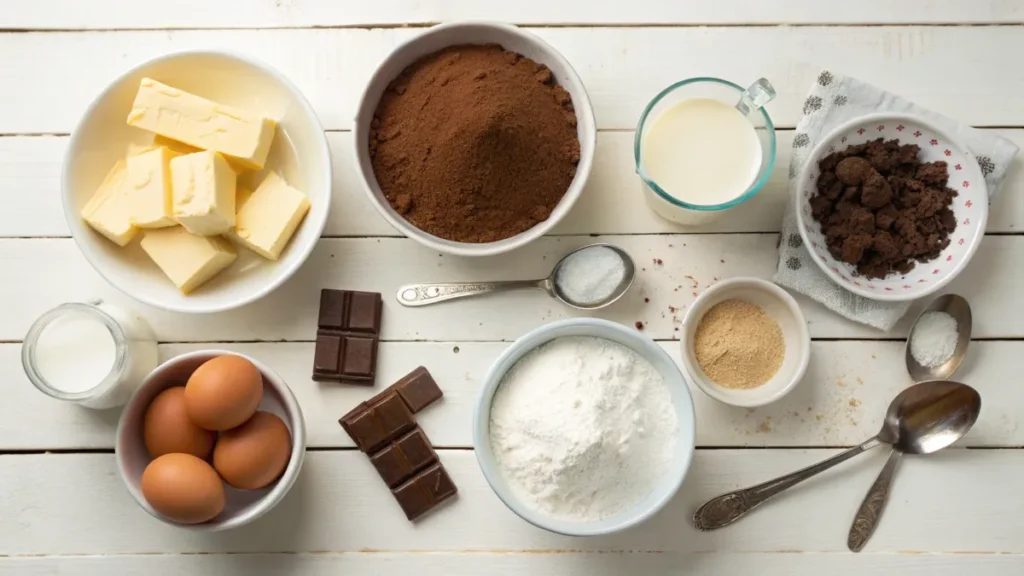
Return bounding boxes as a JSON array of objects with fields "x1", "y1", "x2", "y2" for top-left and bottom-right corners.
[
  {"x1": 847, "y1": 293, "x2": 973, "y2": 552},
  {"x1": 395, "y1": 244, "x2": 636, "y2": 309}
]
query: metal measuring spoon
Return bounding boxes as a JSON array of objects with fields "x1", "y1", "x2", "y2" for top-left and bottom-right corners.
[
  {"x1": 693, "y1": 380, "x2": 981, "y2": 531},
  {"x1": 395, "y1": 244, "x2": 636, "y2": 309},
  {"x1": 847, "y1": 294, "x2": 973, "y2": 552}
]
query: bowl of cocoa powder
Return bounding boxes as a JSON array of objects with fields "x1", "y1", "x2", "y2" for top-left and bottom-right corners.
[
  {"x1": 353, "y1": 21, "x2": 596, "y2": 256},
  {"x1": 795, "y1": 113, "x2": 988, "y2": 302}
]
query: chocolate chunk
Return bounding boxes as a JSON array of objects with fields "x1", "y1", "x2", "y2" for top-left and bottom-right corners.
[
  {"x1": 809, "y1": 137, "x2": 957, "y2": 279},
  {"x1": 392, "y1": 462, "x2": 458, "y2": 521},
  {"x1": 394, "y1": 367, "x2": 444, "y2": 413},
  {"x1": 339, "y1": 393, "x2": 416, "y2": 453},
  {"x1": 370, "y1": 427, "x2": 438, "y2": 487},
  {"x1": 313, "y1": 290, "x2": 382, "y2": 385}
]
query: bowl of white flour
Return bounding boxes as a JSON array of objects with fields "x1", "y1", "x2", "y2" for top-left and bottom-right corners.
[{"x1": 473, "y1": 318, "x2": 696, "y2": 536}]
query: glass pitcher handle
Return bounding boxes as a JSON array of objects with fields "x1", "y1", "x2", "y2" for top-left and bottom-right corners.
[{"x1": 736, "y1": 78, "x2": 776, "y2": 116}]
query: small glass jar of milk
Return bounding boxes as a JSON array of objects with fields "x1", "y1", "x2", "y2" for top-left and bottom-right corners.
[
  {"x1": 635, "y1": 77, "x2": 777, "y2": 225},
  {"x1": 22, "y1": 301, "x2": 159, "y2": 409}
]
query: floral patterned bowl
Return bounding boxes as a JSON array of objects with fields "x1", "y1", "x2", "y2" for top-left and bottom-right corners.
[{"x1": 795, "y1": 113, "x2": 988, "y2": 302}]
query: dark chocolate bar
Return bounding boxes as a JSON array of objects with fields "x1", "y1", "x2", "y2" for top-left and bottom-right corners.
[
  {"x1": 393, "y1": 367, "x2": 443, "y2": 413},
  {"x1": 339, "y1": 392, "x2": 415, "y2": 453},
  {"x1": 370, "y1": 427, "x2": 438, "y2": 487},
  {"x1": 392, "y1": 462, "x2": 458, "y2": 521},
  {"x1": 338, "y1": 366, "x2": 455, "y2": 521},
  {"x1": 313, "y1": 290, "x2": 382, "y2": 385}
]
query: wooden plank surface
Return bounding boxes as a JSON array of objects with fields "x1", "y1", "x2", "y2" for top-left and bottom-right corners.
[
  {"x1": 4, "y1": 553, "x2": 1023, "y2": 575},
  {"x1": 0, "y1": 235, "x2": 1020, "y2": 343},
  {"x1": 4, "y1": 0, "x2": 1022, "y2": 28},
  {"x1": 4, "y1": 130, "x2": 1023, "y2": 238},
  {"x1": 1, "y1": 340, "x2": 1019, "y2": 450},
  {"x1": 1, "y1": 450, "x2": 1021, "y2": 555},
  {"x1": 3, "y1": 27, "x2": 1024, "y2": 133}
]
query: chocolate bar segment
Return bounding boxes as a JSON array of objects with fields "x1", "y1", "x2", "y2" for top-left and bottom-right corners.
[
  {"x1": 313, "y1": 289, "x2": 382, "y2": 385},
  {"x1": 394, "y1": 367, "x2": 444, "y2": 413},
  {"x1": 392, "y1": 462, "x2": 458, "y2": 521},
  {"x1": 370, "y1": 427, "x2": 438, "y2": 487},
  {"x1": 339, "y1": 393, "x2": 416, "y2": 453}
]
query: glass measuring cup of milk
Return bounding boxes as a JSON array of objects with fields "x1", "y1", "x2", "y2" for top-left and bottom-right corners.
[
  {"x1": 635, "y1": 78, "x2": 777, "y2": 225},
  {"x1": 22, "y1": 301, "x2": 159, "y2": 409}
]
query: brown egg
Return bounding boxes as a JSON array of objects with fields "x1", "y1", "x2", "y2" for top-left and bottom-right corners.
[
  {"x1": 214, "y1": 411, "x2": 292, "y2": 490},
  {"x1": 141, "y1": 453, "x2": 225, "y2": 524},
  {"x1": 143, "y1": 387, "x2": 216, "y2": 458},
  {"x1": 185, "y1": 355, "x2": 263, "y2": 431}
]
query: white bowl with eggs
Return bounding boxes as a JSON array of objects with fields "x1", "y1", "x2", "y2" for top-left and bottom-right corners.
[
  {"x1": 680, "y1": 278, "x2": 810, "y2": 408},
  {"x1": 472, "y1": 318, "x2": 696, "y2": 536},
  {"x1": 62, "y1": 50, "x2": 331, "y2": 313},
  {"x1": 115, "y1": 350, "x2": 306, "y2": 531}
]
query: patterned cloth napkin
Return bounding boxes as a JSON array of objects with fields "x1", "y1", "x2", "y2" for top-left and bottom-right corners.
[{"x1": 773, "y1": 70, "x2": 1018, "y2": 331}]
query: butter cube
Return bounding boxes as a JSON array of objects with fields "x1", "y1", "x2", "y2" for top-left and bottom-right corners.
[
  {"x1": 80, "y1": 160, "x2": 138, "y2": 246},
  {"x1": 170, "y1": 151, "x2": 236, "y2": 236},
  {"x1": 140, "y1": 227, "x2": 237, "y2": 294},
  {"x1": 227, "y1": 172, "x2": 311, "y2": 260},
  {"x1": 127, "y1": 78, "x2": 277, "y2": 170},
  {"x1": 127, "y1": 146, "x2": 177, "y2": 228}
]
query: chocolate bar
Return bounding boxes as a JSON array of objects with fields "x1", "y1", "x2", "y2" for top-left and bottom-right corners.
[
  {"x1": 370, "y1": 427, "x2": 438, "y2": 487},
  {"x1": 339, "y1": 367, "x2": 443, "y2": 452},
  {"x1": 392, "y1": 462, "x2": 458, "y2": 521},
  {"x1": 339, "y1": 392, "x2": 415, "y2": 453},
  {"x1": 338, "y1": 366, "x2": 456, "y2": 521},
  {"x1": 386, "y1": 366, "x2": 443, "y2": 413},
  {"x1": 313, "y1": 290, "x2": 382, "y2": 385}
]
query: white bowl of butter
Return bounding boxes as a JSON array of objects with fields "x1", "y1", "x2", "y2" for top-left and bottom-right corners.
[{"x1": 62, "y1": 50, "x2": 331, "y2": 314}]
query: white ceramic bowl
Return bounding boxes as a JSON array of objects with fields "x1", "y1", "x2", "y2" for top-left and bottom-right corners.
[
  {"x1": 353, "y1": 21, "x2": 597, "y2": 257},
  {"x1": 681, "y1": 278, "x2": 810, "y2": 408},
  {"x1": 115, "y1": 350, "x2": 306, "y2": 531},
  {"x1": 63, "y1": 50, "x2": 332, "y2": 313},
  {"x1": 473, "y1": 318, "x2": 696, "y2": 536},
  {"x1": 795, "y1": 113, "x2": 987, "y2": 302}
]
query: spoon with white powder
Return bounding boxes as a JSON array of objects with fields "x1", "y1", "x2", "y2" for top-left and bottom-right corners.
[
  {"x1": 846, "y1": 293, "x2": 972, "y2": 552},
  {"x1": 395, "y1": 244, "x2": 636, "y2": 309}
]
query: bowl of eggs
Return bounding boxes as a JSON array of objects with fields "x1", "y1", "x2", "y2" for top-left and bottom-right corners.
[{"x1": 115, "y1": 350, "x2": 306, "y2": 530}]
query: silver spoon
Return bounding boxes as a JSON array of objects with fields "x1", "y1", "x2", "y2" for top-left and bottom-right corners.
[
  {"x1": 693, "y1": 380, "x2": 981, "y2": 531},
  {"x1": 395, "y1": 244, "x2": 636, "y2": 309},
  {"x1": 847, "y1": 294, "x2": 973, "y2": 552}
]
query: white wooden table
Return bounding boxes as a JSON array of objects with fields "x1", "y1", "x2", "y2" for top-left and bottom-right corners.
[{"x1": 3, "y1": 2, "x2": 1024, "y2": 574}]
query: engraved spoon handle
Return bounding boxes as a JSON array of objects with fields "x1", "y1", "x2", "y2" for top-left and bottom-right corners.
[
  {"x1": 396, "y1": 280, "x2": 546, "y2": 307},
  {"x1": 693, "y1": 437, "x2": 883, "y2": 531},
  {"x1": 848, "y1": 447, "x2": 901, "y2": 552}
]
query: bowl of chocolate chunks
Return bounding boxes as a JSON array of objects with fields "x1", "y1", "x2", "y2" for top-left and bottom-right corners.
[{"x1": 795, "y1": 113, "x2": 987, "y2": 302}]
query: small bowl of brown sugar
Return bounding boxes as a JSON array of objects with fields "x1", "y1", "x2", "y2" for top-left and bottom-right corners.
[
  {"x1": 353, "y1": 21, "x2": 596, "y2": 257},
  {"x1": 680, "y1": 278, "x2": 810, "y2": 407},
  {"x1": 795, "y1": 113, "x2": 988, "y2": 302}
]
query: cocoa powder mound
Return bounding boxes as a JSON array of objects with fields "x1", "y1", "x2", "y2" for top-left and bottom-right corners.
[{"x1": 369, "y1": 44, "x2": 581, "y2": 243}]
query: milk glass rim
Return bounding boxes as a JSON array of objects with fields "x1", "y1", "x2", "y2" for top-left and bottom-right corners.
[
  {"x1": 21, "y1": 301, "x2": 128, "y2": 402},
  {"x1": 634, "y1": 77, "x2": 777, "y2": 212}
]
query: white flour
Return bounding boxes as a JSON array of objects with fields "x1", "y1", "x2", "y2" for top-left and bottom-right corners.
[{"x1": 489, "y1": 336, "x2": 678, "y2": 521}]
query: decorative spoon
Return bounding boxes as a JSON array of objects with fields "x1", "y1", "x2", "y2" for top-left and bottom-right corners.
[
  {"x1": 395, "y1": 244, "x2": 636, "y2": 309},
  {"x1": 693, "y1": 380, "x2": 981, "y2": 531},
  {"x1": 847, "y1": 294, "x2": 973, "y2": 552}
]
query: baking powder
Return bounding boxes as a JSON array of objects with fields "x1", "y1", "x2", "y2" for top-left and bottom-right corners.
[
  {"x1": 489, "y1": 336, "x2": 677, "y2": 521},
  {"x1": 910, "y1": 311, "x2": 959, "y2": 368},
  {"x1": 553, "y1": 246, "x2": 626, "y2": 306}
]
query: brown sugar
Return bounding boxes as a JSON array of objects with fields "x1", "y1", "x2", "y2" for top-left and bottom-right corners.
[
  {"x1": 694, "y1": 299, "x2": 785, "y2": 389},
  {"x1": 810, "y1": 138, "x2": 957, "y2": 279},
  {"x1": 369, "y1": 44, "x2": 581, "y2": 243}
]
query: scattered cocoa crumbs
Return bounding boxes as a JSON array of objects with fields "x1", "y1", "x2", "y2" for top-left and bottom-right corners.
[
  {"x1": 644, "y1": 297, "x2": 650, "y2": 303},
  {"x1": 810, "y1": 138, "x2": 957, "y2": 278},
  {"x1": 634, "y1": 321, "x2": 645, "y2": 330},
  {"x1": 668, "y1": 305, "x2": 678, "y2": 313},
  {"x1": 370, "y1": 44, "x2": 580, "y2": 243},
  {"x1": 654, "y1": 258, "x2": 663, "y2": 265}
]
